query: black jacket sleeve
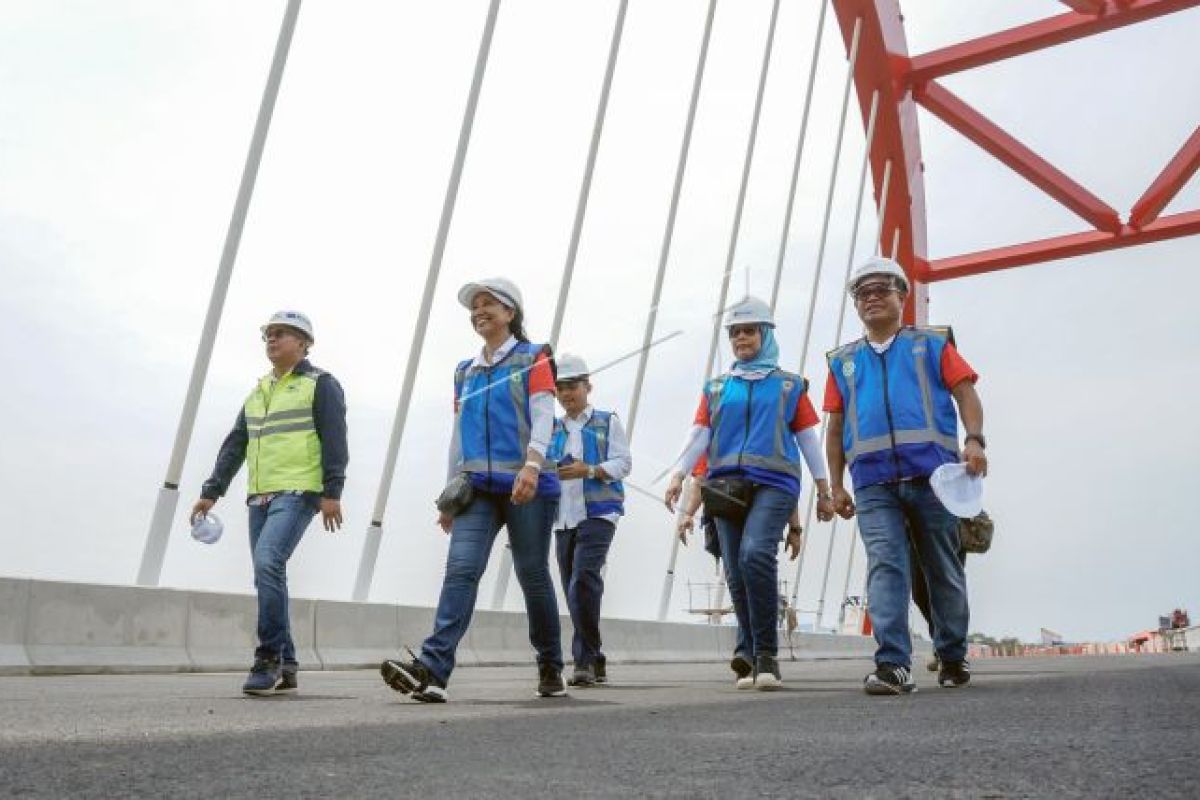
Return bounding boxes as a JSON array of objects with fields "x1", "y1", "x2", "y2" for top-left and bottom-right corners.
[
  {"x1": 201, "y1": 409, "x2": 249, "y2": 500},
  {"x1": 312, "y1": 372, "x2": 348, "y2": 499}
]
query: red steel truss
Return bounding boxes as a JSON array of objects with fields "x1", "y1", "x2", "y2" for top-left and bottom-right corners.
[{"x1": 829, "y1": 0, "x2": 1200, "y2": 321}]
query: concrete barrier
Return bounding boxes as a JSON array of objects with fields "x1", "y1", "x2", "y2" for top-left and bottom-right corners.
[
  {"x1": 23, "y1": 580, "x2": 189, "y2": 674},
  {"x1": 0, "y1": 578, "x2": 31, "y2": 673},
  {"x1": 0, "y1": 577, "x2": 881, "y2": 675}
]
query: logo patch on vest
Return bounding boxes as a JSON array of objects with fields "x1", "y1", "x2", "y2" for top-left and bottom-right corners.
[
  {"x1": 782, "y1": 380, "x2": 794, "y2": 391},
  {"x1": 842, "y1": 362, "x2": 856, "y2": 378},
  {"x1": 510, "y1": 372, "x2": 521, "y2": 384}
]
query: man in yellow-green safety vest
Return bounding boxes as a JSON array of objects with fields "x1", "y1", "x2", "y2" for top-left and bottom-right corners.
[{"x1": 190, "y1": 310, "x2": 348, "y2": 696}]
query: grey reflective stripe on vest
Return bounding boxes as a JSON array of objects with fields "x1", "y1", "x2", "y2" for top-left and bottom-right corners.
[
  {"x1": 709, "y1": 452, "x2": 802, "y2": 478},
  {"x1": 843, "y1": 333, "x2": 959, "y2": 462},
  {"x1": 587, "y1": 483, "x2": 624, "y2": 502},
  {"x1": 248, "y1": 420, "x2": 317, "y2": 439},
  {"x1": 245, "y1": 407, "x2": 313, "y2": 427},
  {"x1": 462, "y1": 459, "x2": 526, "y2": 475}
]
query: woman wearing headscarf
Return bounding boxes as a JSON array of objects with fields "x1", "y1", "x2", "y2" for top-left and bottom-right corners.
[
  {"x1": 381, "y1": 277, "x2": 565, "y2": 702},
  {"x1": 666, "y1": 296, "x2": 834, "y2": 689}
]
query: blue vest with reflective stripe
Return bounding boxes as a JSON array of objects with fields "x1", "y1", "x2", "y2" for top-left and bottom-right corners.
[
  {"x1": 827, "y1": 327, "x2": 960, "y2": 490},
  {"x1": 549, "y1": 410, "x2": 625, "y2": 518},
  {"x1": 704, "y1": 369, "x2": 807, "y2": 496},
  {"x1": 454, "y1": 341, "x2": 561, "y2": 497}
]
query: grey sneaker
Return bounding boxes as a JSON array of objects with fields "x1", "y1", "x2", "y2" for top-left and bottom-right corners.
[
  {"x1": 567, "y1": 664, "x2": 596, "y2": 687},
  {"x1": 864, "y1": 663, "x2": 917, "y2": 696},
  {"x1": 275, "y1": 662, "x2": 298, "y2": 694},
  {"x1": 753, "y1": 654, "x2": 782, "y2": 691},
  {"x1": 537, "y1": 664, "x2": 567, "y2": 698}
]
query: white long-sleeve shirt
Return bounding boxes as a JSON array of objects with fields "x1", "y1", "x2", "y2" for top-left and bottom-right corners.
[
  {"x1": 446, "y1": 335, "x2": 555, "y2": 480},
  {"x1": 554, "y1": 405, "x2": 632, "y2": 529}
]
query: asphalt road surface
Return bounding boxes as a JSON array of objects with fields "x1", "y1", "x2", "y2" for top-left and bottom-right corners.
[{"x1": 1, "y1": 654, "x2": 1197, "y2": 798}]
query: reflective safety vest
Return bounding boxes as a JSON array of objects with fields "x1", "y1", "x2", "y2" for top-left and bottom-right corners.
[
  {"x1": 243, "y1": 367, "x2": 324, "y2": 495},
  {"x1": 705, "y1": 369, "x2": 807, "y2": 484},
  {"x1": 827, "y1": 326, "x2": 960, "y2": 490},
  {"x1": 549, "y1": 410, "x2": 625, "y2": 518},
  {"x1": 454, "y1": 341, "x2": 560, "y2": 496}
]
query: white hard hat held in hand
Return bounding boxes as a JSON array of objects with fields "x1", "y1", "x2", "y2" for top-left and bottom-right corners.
[
  {"x1": 722, "y1": 295, "x2": 774, "y2": 329},
  {"x1": 457, "y1": 277, "x2": 524, "y2": 313},
  {"x1": 191, "y1": 512, "x2": 224, "y2": 545},
  {"x1": 556, "y1": 353, "x2": 590, "y2": 382},
  {"x1": 930, "y1": 462, "x2": 984, "y2": 519},
  {"x1": 260, "y1": 310, "x2": 315, "y2": 343},
  {"x1": 847, "y1": 256, "x2": 909, "y2": 295}
]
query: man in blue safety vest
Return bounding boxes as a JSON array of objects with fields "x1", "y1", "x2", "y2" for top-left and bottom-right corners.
[
  {"x1": 191, "y1": 310, "x2": 348, "y2": 696},
  {"x1": 824, "y1": 257, "x2": 987, "y2": 695},
  {"x1": 549, "y1": 353, "x2": 632, "y2": 687}
]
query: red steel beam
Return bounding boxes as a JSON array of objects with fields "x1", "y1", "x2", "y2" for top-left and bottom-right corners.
[
  {"x1": 918, "y1": 208, "x2": 1200, "y2": 281},
  {"x1": 915, "y1": 80, "x2": 1123, "y2": 233},
  {"x1": 904, "y1": 0, "x2": 1200, "y2": 86},
  {"x1": 1060, "y1": 0, "x2": 1107, "y2": 12},
  {"x1": 1128, "y1": 125, "x2": 1200, "y2": 227}
]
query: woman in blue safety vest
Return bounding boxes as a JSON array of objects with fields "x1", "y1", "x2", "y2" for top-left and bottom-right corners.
[
  {"x1": 665, "y1": 296, "x2": 834, "y2": 690},
  {"x1": 381, "y1": 277, "x2": 566, "y2": 702}
]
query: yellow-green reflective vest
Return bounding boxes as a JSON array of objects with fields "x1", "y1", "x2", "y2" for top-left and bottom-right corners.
[{"x1": 243, "y1": 369, "x2": 324, "y2": 494}]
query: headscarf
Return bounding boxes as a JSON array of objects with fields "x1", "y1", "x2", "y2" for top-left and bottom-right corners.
[{"x1": 730, "y1": 324, "x2": 779, "y2": 381}]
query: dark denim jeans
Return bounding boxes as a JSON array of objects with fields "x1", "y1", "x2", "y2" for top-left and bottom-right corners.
[
  {"x1": 247, "y1": 493, "x2": 318, "y2": 663},
  {"x1": 555, "y1": 518, "x2": 616, "y2": 668},
  {"x1": 856, "y1": 478, "x2": 969, "y2": 668},
  {"x1": 420, "y1": 492, "x2": 562, "y2": 683},
  {"x1": 714, "y1": 486, "x2": 797, "y2": 659}
]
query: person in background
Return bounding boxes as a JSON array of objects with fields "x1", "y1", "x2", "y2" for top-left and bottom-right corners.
[
  {"x1": 191, "y1": 310, "x2": 347, "y2": 696},
  {"x1": 549, "y1": 353, "x2": 632, "y2": 687}
]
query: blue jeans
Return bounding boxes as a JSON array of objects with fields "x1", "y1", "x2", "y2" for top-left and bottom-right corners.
[
  {"x1": 856, "y1": 478, "x2": 969, "y2": 668},
  {"x1": 555, "y1": 518, "x2": 616, "y2": 668},
  {"x1": 714, "y1": 486, "x2": 796, "y2": 658},
  {"x1": 247, "y1": 493, "x2": 318, "y2": 663},
  {"x1": 420, "y1": 492, "x2": 562, "y2": 683}
]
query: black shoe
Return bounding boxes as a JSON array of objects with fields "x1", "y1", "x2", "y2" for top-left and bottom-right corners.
[
  {"x1": 593, "y1": 657, "x2": 607, "y2": 684},
  {"x1": 730, "y1": 654, "x2": 753, "y2": 689},
  {"x1": 938, "y1": 660, "x2": 971, "y2": 688},
  {"x1": 381, "y1": 652, "x2": 447, "y2": 703},
  {"x1": 537, "y1": 664, "x2": 567, "y2": 698},
  {"x1": 567, "y1": 664, "x2": 596, "y2": 687},
  {"x1": 753, "y1": 654, "x2": 782, "y2": 691},
  {"x1": 863, "y1": 663, "x2": 917, "y2": 696},
  {"x1": 275, "y1": 662, "x2": 299, "y2": 694},
  {"x1": 242, "y1": 656, "x2": 282, "y2": 696}
]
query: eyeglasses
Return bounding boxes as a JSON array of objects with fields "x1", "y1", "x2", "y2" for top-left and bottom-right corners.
[
  {"x1": 852, "y1": 282, "x2": 899, "y2": 301},
  {"x1": 727, "y1": 324, "x2": 759, "y2": 339},
  {"x1": 262, "y1": 327, "x2": 301, "y2": 342}
]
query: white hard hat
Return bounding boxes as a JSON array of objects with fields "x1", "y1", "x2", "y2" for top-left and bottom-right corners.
[
  {"x1": 847, "y1": 256, "x2": 909, "y2": 295},
  {"x1": 191, "y1": 512, "x2": 224, "y2": 545},
  {"x1": 260, "y1": 310, "x2": 315, "y2": 343},
  {"x1": 929, "y1": 462, "x2": 984, "y2": 519},
  {"x1": 556, "y1": 353, "x2": 590, "y2": 381},
  {"x1": 457, "y1": 277, "x2": 524, "y2": 313},
  {"x1": 723, "y1": 295, "x2": 774, "y2": 329}
]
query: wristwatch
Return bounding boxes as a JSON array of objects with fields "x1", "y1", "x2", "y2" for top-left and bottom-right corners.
[
  {"x1": 586, "y1": 465, "x2": 596, "y2": 480},
  {"x1": 964, "y1": 433, "x2": 987, "y2": 450}
]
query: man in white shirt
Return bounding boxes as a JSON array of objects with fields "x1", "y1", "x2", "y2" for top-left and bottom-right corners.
[{"x1": 549, "y1": 354, "x2": 632, "y2": 687}]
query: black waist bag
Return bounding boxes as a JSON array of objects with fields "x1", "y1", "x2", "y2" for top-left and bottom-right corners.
[
  {"x1": 436, "y1": 473, "x2": 476, "y2": 517},
  {"x1": 700, "y1": 476, "x2": 754, "y2": 521}
]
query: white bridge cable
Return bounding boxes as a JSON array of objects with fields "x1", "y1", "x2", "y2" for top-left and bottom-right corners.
[
  {"x1": 768, "y1": 0, "x2": 829, "y2": 313},
  {"x1": 661, "y1": 0, "x2": 782, "y2": 621},
  {"x1": 836, "y1": 520, "x2": 860, "y2": 630},
  {"x1": 353, "y1": 0, "x2": 502, "y2": 603},
  {"x1": 137, "y1": 0, "x2": 303, "y2": 587},
  {"x1": 548, "y1": 0, "x2": 629, "y2": 348},
  {"x1": 626, "y1": 0, "x2": 718, "y2": 443}
]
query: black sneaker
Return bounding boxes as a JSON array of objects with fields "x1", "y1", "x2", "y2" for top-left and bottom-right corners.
[
  {"x1": 380, "y1": 652, "x2": 447, "y2": 703},
  {"x1": 863, "y1": 663, "x2": 917, "y2": 696},
  {"x1": 567, "y1": 664, "x2": 596, "y2": 687},
  {"x1": 242, "y1": 656, "x2": 282, "y2": 696},
  {"x1": 753, "y1": 654, "x2": 782, "y2": 691},
  {"x1": 537, "y1": 664, "x2": 567, "y2": 698},
  {"x1": 275, "y1": 662, "x2": 298, "y2": 694},
  {"x1": 593, "y1": 657, "x2": 607, "y2": 684},
  {"x1": 730, "y1": 654, "x2": 753, "y2": 689},
  {"x1": 938, "y1": 660, "x2": 971, "y2": 688}
]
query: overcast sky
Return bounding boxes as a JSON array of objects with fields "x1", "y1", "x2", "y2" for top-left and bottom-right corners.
[{"x1": 1, "y1": 0, "x2": 1197, "y2": 642}]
